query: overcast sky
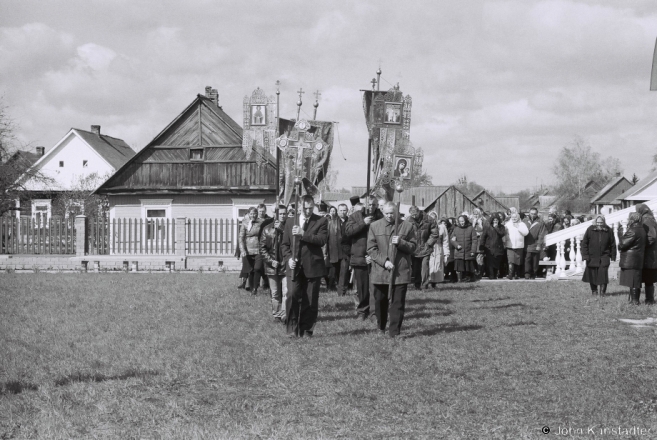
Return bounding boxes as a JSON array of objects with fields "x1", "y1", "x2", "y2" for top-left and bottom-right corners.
[{"x1": 2, "y1": 0, "x2": 657, "y2": 193}]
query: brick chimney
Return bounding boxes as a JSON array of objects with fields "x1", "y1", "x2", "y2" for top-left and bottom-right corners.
[
  {"x1": 36, "y1": 146, "x2": 45, "y2": 156},
  {"x1": 616, "y1": 172, "x2": 621, "y2": 177},
  {"x1": 205, "y1": 86, "x2": 219, "y2": 106},
  {"x1": 91, "y1": 125, "x2": 101, "y2": 136}
]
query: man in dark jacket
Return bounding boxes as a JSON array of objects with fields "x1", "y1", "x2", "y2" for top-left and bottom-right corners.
[
  {"x1": 368, "y1": 201, "x2": 417, "y2": 337},
  {"x1": 260, "y1": 205, "x2": 287, "y2": 321},
  {"x1": 636, "y1": 203, "x2": 657, "y2": 304},
  {"x1": 326, "y1": 203, "x2": 351, "y2": 296},
  {"x1": 281, "y1": 196, "x2": 328, "y2": 337},
  {"x1": 406, "y1": 206, "x2": 439, "y2": 289},
  {"x1": 345, "y1": 196, "x2": 383, "y2": 319},
  {"x1": 522, "y1": 208, "x2": 547, "y2": 279}
]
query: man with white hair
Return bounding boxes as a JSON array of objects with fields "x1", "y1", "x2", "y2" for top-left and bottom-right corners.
[{"x1": 367, "y1": 201, "x2": 417, "y2": 337}]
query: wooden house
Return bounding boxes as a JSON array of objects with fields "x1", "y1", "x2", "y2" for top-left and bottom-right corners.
[
  {"x1": 472, "y1": 189, "x2": 510, "y2": 214},
  {"x1": 14, "y1": 126, "x2": 134, "y2": 221},
  {"x1": 496, "y1": 196, "x2": 519, "y2": 212},
  {"x1": 95, "y1": 88, "x2": 277, "y2": 222},
  {"x1": 590, "y1": 175, "x2": 633, "y2": 215},
  {"x1": 422, "y1": 186, "x2": 478, "y2": 219}
]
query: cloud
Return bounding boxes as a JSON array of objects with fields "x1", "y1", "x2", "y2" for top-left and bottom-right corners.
[{"x1": 2, "y1": 0, "x2": 657, "y2": 192}]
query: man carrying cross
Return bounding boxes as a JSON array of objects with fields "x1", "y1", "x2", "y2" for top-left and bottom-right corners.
[{"x1": 281, "y1": 195, "x2": 328, "y2": 338}]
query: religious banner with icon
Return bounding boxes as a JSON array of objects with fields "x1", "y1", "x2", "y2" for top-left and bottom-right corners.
[
  {"x1": 275, "y1": 118, "x2": 334, "y2": 205},
  {"x1": 361, "y1": 84, "x2": 422, "y2": 199},
  {"x1": 243, "y1": 87, "x2": 277, "y2": 164}
]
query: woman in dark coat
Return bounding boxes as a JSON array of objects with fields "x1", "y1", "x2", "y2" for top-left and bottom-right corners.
[
  {"x1": 478, "y1": 215, "x2": 506, "y2": 279},
  {"x1": 618, "y1": 212, "x2": 647, "y2": 305},
  {"x1": 581, "y1": 214, "x2": 616, "y2": 296},
  {"x1": 451, "y1": 215, "x2": 478, "y2": 282},
  {"x1": 636, "y1": 203, "x2": 657, "y2": 305}
]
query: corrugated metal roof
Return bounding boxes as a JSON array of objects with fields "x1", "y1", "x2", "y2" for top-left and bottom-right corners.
[
  {"x1": 620, "y1": 169, "x2": 657, "y2": 200},
  {"x1": 590, "y1": 176, "x2": 632, "y2": 204}
]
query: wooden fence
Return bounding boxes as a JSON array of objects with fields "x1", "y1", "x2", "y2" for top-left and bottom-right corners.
[
  {"x1": 109, "y1": 218, "x2": 176, "y2": 255},
  {"x1": 186, "y1": 218, "x2": 237, "y2": 255},
  {"x1": 0, "y1": 217, "x2": 75, "y2": 254}
]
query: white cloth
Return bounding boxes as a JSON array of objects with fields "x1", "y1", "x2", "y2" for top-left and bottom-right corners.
[
  {"x1": 429, "y1": 224, "x2": 450, "y2": 283},
  {"x1": 504, "y1": 220, "x2": 529, "y2": 249}
]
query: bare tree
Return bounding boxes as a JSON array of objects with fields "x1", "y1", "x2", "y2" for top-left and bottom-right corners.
[
  {"x1": 54, "y1": 172, "x2": 110, "y2": 219},
  {"x1": 552, "y1": 136, "x2": 623, "y2": 199},
  {"x1": 0, "y1": 100, "x2": 53, "y2": 215}
]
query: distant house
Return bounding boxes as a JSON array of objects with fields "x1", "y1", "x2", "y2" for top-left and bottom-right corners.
[
  {"x1": 590, "y1": 175, "x2": 633, "y2": 215},
  {"x1": 95, "y1": 88, "x2": 277, "y2": 223},
  {"x1": 472, "y1": 189, "x2": 510, "y2": 214},
  {"x1": 619, "y1": 169, "x2": 657, "y2": 208},
  {"x1": 423, "y1": 186, "x2": 478, "y2": 219},
  {"x1": 14, "y1": 126, "x2": 134, "y2": 221},
  {"x1": 496, "y1": 196, "x2": 520, "y2": 212}
]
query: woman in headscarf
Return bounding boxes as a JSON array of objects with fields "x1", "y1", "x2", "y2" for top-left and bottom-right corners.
[
  {"x1": 427, "y1": 212, "x2": 450, "y2": 287},
  {"x1": 504, "y1": 211, "x2": 529, "y2": 280},
  {"x1": 636, "y1": 203, "x2": 657, "y2": 305},
  {"x1": 478, "y1": 213, "x2": 506, "y2": 279},
  {"x1": 451, "y1": 215, "x2": 478, "y2": 282},
  {"x1": 619, "y1": 212, "x2": 647, "y2": 305},
  {"x1": 581, "y1": 214, "x2": 616, "y2": 296}
]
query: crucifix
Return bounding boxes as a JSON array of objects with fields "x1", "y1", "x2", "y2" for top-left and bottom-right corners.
[
  {"x1": 313, "y1": 90, "x2": 321, "y2": 120},
  {"x1": 275, "y1": 119, "x2": 325, "y2": 280},
  {"x1": 296, "y1": 88, "x2": 305, "y2": 120}
]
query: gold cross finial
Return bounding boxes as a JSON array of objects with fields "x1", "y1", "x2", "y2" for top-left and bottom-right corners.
[
  {"x1": 314, "y1": 90, "x2": 321, "y2": 101},
  {"x1": 297, "y1": 88, "x2": 305, "y2": 100}
]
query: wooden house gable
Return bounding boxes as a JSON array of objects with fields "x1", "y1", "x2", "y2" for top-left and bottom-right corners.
[
  {"x1": 96, "y1": 95, "x2": 276, "y2": 195},
  {"x1": 423, "y1": 186, "x2": 478, "y2": 219},
  {"x1": 472, "y1": 189, "x2": 509, "y2": 213}
]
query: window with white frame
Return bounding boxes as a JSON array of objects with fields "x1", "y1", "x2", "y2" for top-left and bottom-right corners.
[
  {"x1": 140, "y1": 200, "x2": 172, "y2": 241},
  {"x1": 31, "y1": 199, "x2": 52, "y2": 226}
]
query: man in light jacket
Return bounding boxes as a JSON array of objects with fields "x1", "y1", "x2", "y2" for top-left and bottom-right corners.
[
  {"x1": 367, "y1": 201, "x2": 417, "y2": 338},
  {"x1": 505, "y1": 211, "x2": 529, "y2": 280}
]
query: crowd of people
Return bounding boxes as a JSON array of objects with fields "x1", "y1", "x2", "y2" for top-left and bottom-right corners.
[{"x1": 236, "y1": 198, "x2": 656, "y2": 339}]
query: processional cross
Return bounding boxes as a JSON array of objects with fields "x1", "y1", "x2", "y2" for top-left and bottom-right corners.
[{"x1": 276, "y1": 119, "x2": 325, "y2": 180}]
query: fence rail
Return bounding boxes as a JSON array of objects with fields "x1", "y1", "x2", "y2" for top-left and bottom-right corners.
[
  {"x1": 186, "y1": 218, "x2": 237, "y2": 255},
  {"x1": 0, "y1": 217, "x2": 75, "y2": 255},
  {"x1": 110, "y1": 218, "x2": 175, "y2": 255}
]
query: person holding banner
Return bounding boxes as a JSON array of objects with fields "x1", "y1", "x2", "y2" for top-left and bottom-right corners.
[{"x1": 281, "y1": 195, "x2": 328, "y2": 337}]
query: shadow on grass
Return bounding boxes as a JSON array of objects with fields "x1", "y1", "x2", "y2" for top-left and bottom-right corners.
[
  {"x1": 331, "y1": 327, "x2": 380, "y2": 337},
  {"x1": 0, "y1": 380, "x2": 39, "y2": 395},
  {"x1": 319, "y1": 313, "x2": 358, "y2": 322},
  {"x1": 405, "y1": 297, "x2": 452, "y2": 306},
  {"x1": 506, "y1": 320, "x2": 538, "y2": 327},
  {"x1": 54, "y1": 368, "x2": 160, "y2": 387},
  {"x1": 472, "y1": 296, "x2": 512, "y2": 303},
  {"x1": 321, "y1": 302, "x2": 357, "y2": 312},
  {"x1": 405, "y1": 310, "x2": 453, "y2": 320},
  {"x1": 481, "y1": 303, "x2": 528, "y2": 310},
  {"x1": 406, "y1": 323, "x2": 484, "y2": 338}
]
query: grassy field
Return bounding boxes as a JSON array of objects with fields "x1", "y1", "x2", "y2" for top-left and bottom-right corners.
[{"x1": 1, "y1": 274, "x2": 656, "y2": 439}]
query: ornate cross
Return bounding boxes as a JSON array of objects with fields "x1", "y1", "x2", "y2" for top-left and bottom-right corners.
[
  {"x1": 371, "y1": 78, "x2": 377, "y2": 90},
  {"x1": 314, "y1": 90, "x2": 321, "y2": 101},
  {"x1": 276, "y1": 119, "x2": 326, "y2": 179}
]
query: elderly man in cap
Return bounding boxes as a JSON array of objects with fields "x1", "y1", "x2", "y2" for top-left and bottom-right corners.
[
  {"x1": 345, "y1": 195, "x2": 383, "y2": 319},
  {"x1": 367, "y1": 201, "x2": 416, "y2": 337}
]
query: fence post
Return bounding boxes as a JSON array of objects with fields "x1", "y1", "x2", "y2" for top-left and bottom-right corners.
[
  {"x1": 75, "y1": 215, "x2": 88, "y2": 256},
  {"x1": 175, "y1": 217, "x2": 186, "y2": 257}
]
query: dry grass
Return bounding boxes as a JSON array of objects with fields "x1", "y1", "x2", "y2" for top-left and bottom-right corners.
[{"x1": 1, "y1": 273, "x2": 657, "y2": 439}]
